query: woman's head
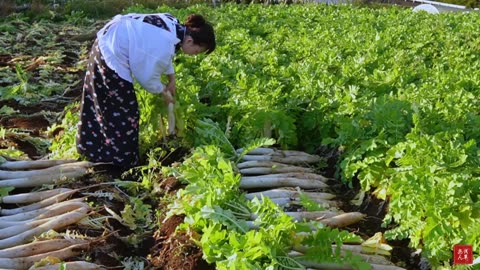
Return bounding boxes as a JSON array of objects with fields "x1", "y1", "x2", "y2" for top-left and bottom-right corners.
[{"x1": 182, "y1": 14, "x2": 215, "y2": 55}]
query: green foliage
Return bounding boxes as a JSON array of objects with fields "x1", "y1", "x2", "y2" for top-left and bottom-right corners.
[
  {"x1": 0, "y1": 148, "x2": 26, "y2": 159},
  {"x1": 112, "y1": 194, "x2": 155, "y2": 247},
  {"x1": 297, "y1": 227, "x2": 370, "y2": 270},
  {"x1": 124, "y1": 4, "x2": 480, "y2": 266},
  {"x1": 131, "y1": 146, "x2": 183, "y2": 195},
  {"x1": 298, "y1": 191, "x2": 325, "y2": 211},
  {"x1": 136, "y1": 82, "x2": 189, "y2": 156},
  {"x1": 0, "y1": 187, "x2": 15, "y2": 198},
  {"x1": 136, "y1": 86, "x2": 167, "y2": 156},
  {"x1": 48, "y1": 103, "x2": 80, "y2": 160},
  {"x1": 4, "y1": 3, "x2": 480, "y2": 268},
  {"x1": 0, "y1": 64, "x2": 30, "y2": 104},
  {"x1": 62, "y1": 0, "x2": 212, "y2": 19},
  {"x1": 382, "y1": 127, "x2": 480, "y2": 266},
  {"x1": 165, "y1": 144, "x2": 369, "y2": 269},
  {"x1": 190, "y1": 118, "x2": 236, "y2": 158},
  {"x1": 62, "y1": 0, "x2": 134, "y2": 18},
  {"x1": 64, "y1": 10, "x2": 91, "y2": 25},
  {"x1": 232, "y1": 109, "x2": 298, "y2": 149},
  {"x1": 121, "y1": 196, "x2": 154, "y2": 231}
]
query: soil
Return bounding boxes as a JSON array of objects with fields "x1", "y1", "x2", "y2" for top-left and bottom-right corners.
[
  {"x1": 149, "y1": 214, "x2": 215, "y2": 270},
  {"x1": 148, "y1": 176, "x2": 215, "y2": 270},
  {"x1": 0, "y1": 114, "x2": 52, "y2": 131}
]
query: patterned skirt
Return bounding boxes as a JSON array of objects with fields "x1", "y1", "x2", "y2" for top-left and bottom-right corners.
[{"x1": 76, "y1": 40, "x2": 140, "y2": 168}]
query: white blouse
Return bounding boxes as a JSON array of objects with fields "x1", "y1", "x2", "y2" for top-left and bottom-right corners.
[{"x1": 96, "y1": 13, "x2": 181, "y2": 94}]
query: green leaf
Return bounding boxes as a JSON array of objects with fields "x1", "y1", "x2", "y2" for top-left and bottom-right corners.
[{"x1": 0, "y1": 187, "x2": 14, "y2": 198}]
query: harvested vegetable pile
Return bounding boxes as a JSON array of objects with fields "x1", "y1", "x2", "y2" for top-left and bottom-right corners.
[
  {"x1": 0, "y1": 157, "x2": 191, "y2": 269},
  {"x1": 236, "y1": 147, "x2": 403, "y2": 270},
  {"x1": 0, "y1": 160, "x2": 98, "y2": 269},
  {"x1": 0, "y1": 144, "x2": 414, "y2": 270}
]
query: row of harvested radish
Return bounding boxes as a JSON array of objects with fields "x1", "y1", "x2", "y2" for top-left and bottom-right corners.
[
  {"x1": 237, "y1": 147, "x2": 366, "y2": 228},
  {"x1": 237, "y1": 147, "x2": 406, "y2": 270},
  {"x1": 0, "y1": 159, "x2": 105, "y2": 270},
  {"x1": 0, "y1": 160, "x2": 92, "y2": 188}
]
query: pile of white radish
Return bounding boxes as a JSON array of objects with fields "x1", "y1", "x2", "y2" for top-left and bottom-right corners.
[
  {"x1": 0, "y1": 159, "x2": 93, "y2": 188},
  {"x1": 237, "y1": 147, "x2": 365, "y2": 228},
  {"x1": 236, "y1": 147, "x2": 406, "y2": 269},
  {"x1": 0, "y1": 187, "x2": 99, "y2": 270}
]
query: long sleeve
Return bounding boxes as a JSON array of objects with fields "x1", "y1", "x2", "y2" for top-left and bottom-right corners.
[
  {"x1": 130, "y1": 49, "x2": 170, "y2": 94},
  {"x1": 165, "y1": 61, "x2": 175, "y2": 75}
]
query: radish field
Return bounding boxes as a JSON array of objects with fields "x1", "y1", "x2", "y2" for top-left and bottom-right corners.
[{"x1": 1, "y1": 3, "x2": 480, "y2": 270}]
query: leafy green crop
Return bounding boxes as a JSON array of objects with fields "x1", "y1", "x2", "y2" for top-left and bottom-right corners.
[
  {"x1": 48, "y1": 103, "x2": 80, "y2": 160},
  {"x1": 5, "y1": 2, "x2": 478, "y2": 267},
  {"x1": 123, "y1": 4, "x2": 480, "y2": 266},
  {"x1": 163, "y1": 143, "x2": 371, "y2": 269}
]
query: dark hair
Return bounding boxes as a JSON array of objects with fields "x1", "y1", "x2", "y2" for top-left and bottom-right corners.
[{"x1": 184, "y1": 14, "x2": 216, "y2": 54}]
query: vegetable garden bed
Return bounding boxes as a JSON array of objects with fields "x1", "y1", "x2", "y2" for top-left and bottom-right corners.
[{"x1": 1, "y1": 2, "x2": 480, "y2": 270}]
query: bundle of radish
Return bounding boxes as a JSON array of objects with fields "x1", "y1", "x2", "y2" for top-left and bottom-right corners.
[
  {"x1": 290, "y1": 250, "x2": 405, "y2": 270},
  {"x1": 245, "y1": 188, "x2": 336, "y2": 200},
  {"x1": 239, "y1": 173, "x2": 330, "y2": 190},
  {"x1": 237, "y1": 148, "x2": 333, "y2": 207},
  {"x1": 0, "y1": 188, "x2": 73, "y2": 204},
  {"x1": 0, "y1": 238, "x2": 89, "y2": 258},
  {"x1": 247, "y1": 211, "x2": 365, "y2": 231},
  {"x1": 167, "y1": 102, "x2": 176, "y2": 136},
  {"x1": 0, "y1": 242, "x2": 91, "y2": 269},
  {"x1": 0, "y1": 160, "x2": 93, "y2": 188}
]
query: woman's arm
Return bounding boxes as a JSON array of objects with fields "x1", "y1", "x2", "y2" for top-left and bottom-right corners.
[
  {"x1": 130, "y1": 56, "x2": 176, "y2": 104},
  {"x1": 130, "y1": 50, "x2": 167, "y2": 94}
]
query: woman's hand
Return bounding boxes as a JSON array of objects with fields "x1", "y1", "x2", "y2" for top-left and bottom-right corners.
[
  {"x1": 162, "y1": 74, "x2": 176, "y2": 104},
  {"x1": 164, "y1": 81, "x2": 176, "y2": 96},
  {"x1": 162, "y1": 90, "x2": 174, "y2": 104}
]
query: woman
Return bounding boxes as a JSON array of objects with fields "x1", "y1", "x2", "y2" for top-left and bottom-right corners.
[{"x1": 76, "y1": 13, "x2": 215, "y2": 168}]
